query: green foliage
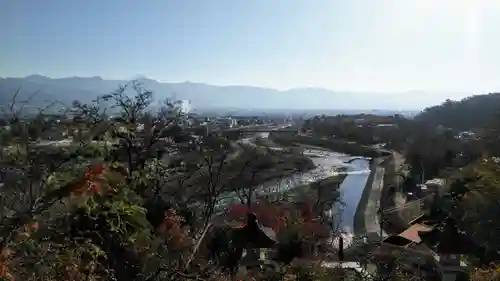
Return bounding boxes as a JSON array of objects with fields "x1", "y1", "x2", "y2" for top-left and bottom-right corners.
[
  {"x1": 0, "y1": 84, "x2": 193, "y2": 281},
  {"x1": 404, "y1": 128, "x2": 460, "y2": 180},
  {"x1": 80, "y1": 142, "x2": 107, "y2": 158},
  {"x1": 302, "y1": 114, "x2": 413, "y2": 149},
  {"x1": 442, "y1": 160, "x2": 500, "y2": 246},
  {"x1": 2, "y1": 83, "x2": 447, "y2": 281},
  {"x1": 416, "y1": 94, "x2": 500, "y2": 131},
  {"x1": 269, "y1": 132, "x2": 384, "y2": 158}
]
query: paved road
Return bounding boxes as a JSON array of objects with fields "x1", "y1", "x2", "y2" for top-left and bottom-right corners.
[{"x1": 359, "y1": 149, "x2": 405, "y2": 241}]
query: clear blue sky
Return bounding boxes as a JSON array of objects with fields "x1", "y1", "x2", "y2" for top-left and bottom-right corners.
[{"x1": 2, "y1": 0, "x2": 500, "y2": 96}]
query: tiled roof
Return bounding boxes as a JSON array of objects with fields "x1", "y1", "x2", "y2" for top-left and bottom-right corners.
[{"x1": 398, "y1": 223, "x2": 435, "y2": 244}]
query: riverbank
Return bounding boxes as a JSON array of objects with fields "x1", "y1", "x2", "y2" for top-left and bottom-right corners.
[
  {"x1": 259, "y1": 133, "x2": 395, "y2": 241},
  {"x1": 270, "y1": 134, "x2": 383, "y2": 236},
  {"x1": 353, "y1": 150, "x2": 410, "y2": 240},
  {"x1": 276, "y1": 171, "x2": 347, "y2": 206},
  {"x1": 353, "y1": 152, "x2": 401, "y2": 240},
  {"x1": 352, "y1": 158, "x2": 378, "y2": 237},
  {"x1": 269, "y1": 133, "x2": 390, "y2": 158}
]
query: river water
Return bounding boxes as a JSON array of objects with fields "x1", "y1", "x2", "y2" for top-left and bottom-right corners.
[
  {"x1": 216, "y1": 142, "x2": 371, "y2": 242},
  {"x1": 297, "y1": 149, "x2": 371, "y2": 236}
]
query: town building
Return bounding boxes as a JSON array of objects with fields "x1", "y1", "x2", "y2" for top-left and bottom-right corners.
[{"x1": 375, "y1": 215, "x2": 470, "y2": 281}]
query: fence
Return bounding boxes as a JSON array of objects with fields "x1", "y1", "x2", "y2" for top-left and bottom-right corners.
[{"x1": 381, "y1": 195, "x2": 434, "y2": 226}]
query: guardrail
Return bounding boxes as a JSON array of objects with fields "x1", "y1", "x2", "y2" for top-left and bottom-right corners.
[
  {"x1": 381, "y1": 197, "x2": 427, "y2": 214},
  {"x1": 381, "y1": 195, "x2": 434, "y2": 227}
]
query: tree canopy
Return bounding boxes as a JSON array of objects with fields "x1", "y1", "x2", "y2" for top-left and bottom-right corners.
[{"x1": 415, "y1": 93, "x2": 500, "y2": 131}]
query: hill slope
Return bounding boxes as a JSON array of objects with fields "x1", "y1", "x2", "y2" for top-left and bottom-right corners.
[{"x1": 415, "y1": 93, "x2": 500, "y2": 130}]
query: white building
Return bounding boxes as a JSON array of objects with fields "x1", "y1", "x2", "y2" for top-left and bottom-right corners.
[{"x1": 179, "y1": 100, "x2": 192, "y2": 114}]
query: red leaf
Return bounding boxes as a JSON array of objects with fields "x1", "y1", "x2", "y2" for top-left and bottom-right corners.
[
  {"x1": 89, "y1": 181, "x2": 101, "y2": 194},
  {"x1": 91, "y1": 163, "x2": 106, "y2": 174},
  {"x1": 227, "y1": 204, "x2": 249, "y2": 220}
]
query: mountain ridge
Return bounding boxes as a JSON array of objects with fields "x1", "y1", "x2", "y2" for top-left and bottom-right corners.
[{"x1": 0, "y1": 75, "x2": 439, "y2": 111}]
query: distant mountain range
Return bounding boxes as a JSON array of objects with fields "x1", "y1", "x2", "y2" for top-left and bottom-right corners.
[{"x1": 0, "y1": 75, "x2": 427, "y2": 114}]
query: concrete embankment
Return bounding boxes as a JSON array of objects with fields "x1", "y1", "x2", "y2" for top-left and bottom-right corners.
[
  {"x1": 352, "y1": 156, "x2": 388, "y2": 239},
  {"x1": 268, "y1": 133, "x2": 396, "y2": 239},
  {"x1": 353, "y1": 149, "x2": 411, "y2": 240},
  {"x1": 356, "y1": 151, "x2": 417, "y2": 240}
]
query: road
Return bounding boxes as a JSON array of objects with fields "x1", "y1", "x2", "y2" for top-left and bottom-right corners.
[
  {"x1": 363, "y1": 150, "x2": 405, "y2": 240},
  {"x1": 343, "y1": 148, "x2": 404, "y2": 248},
  {"x1": 220, "y1": 131, "x2": 405, "y2": 274},
  {"x1": 229, "y1": 129, "x2": 392, "y2": 242},
  {"x1": 379, "y1": 150, "x2": 419, "y2": 216}
]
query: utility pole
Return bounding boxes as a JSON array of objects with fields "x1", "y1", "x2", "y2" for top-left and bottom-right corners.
[
  {"x1": 379, "y1": 201, "x2": 384, "y2": 239},
  {"x1": 338, "y1": 235, "x2": 344, "y2": 262},
  {"x1": 420, "y1": 161, "x2": 425, "y2": 185}
]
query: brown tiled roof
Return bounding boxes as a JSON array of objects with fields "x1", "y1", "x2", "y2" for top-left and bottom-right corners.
[{"x1": 398, "y1": 223, "x2": 434, "y2": 243}]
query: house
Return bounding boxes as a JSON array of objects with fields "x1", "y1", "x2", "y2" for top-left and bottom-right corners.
[
  {"x1": 375, "y1": 123, "x2": 398, "y2": 128},
  {"x1": 376, "y1": 216, "x2": 470, "y2": 281},
  {"x1": 373, "y1": 239, "x2": 441, "y2": 281},
  {"x1": 214, "y1": 117, "x2": 238, "y2": 129},
  {"x1": 456, "y1": 131, "x2": 476, "y2": 141},
  {"x1": 354, "y1": 118, "x2": 366, "y2": 124},
  {"x1": 408, "y1": 178, "x2": 446, "y2": 203},
  {"x1": 423, "y1": 178, "x2": 447, "y2": 198}
]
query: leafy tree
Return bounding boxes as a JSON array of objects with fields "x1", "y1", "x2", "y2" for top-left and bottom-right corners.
[
  {"x1": 416, "y1": 93, "x2": 500, "y2": 131},
  {"x1": 431, "y1": 158, "x2": 500, "y2": 265},
  {"x1": 0, "y1": 83, "x2": 448, "y2": 281},
  {"x1": 0, "y1": 83, "x2": 262, "y2": 281}
]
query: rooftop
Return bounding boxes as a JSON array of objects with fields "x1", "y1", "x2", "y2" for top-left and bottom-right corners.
[{"x1": 398, "y1": 223, "x2": 435, "y2": 244}]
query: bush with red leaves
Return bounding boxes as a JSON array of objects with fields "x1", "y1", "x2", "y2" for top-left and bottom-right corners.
[
  {"x1": 72, "y1": 163, "x2": 114, "y2": 196},
  {"x1": 226, "y1": 200, "x2": 328, "y2": 236},
  {"x1": 299, "y1": 202, "x2": 314, "y2": 222},
  {"x1": 156, "y1": 208, "x2": 192, "y2": 251},
  {"x1": 227, "y1": 202, "x2": 287, "y2": 232},
  {"x1": 227, "y1": 204, "x2": 249, "y2": 222}
]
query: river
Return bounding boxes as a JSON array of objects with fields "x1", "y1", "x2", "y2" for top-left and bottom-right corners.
[
  {"x1": 216, "y1": 140, "x2": 371, "y2": 243},
  {"x1": 295, "y1": 149, "x2": 371, "y2": 238}
]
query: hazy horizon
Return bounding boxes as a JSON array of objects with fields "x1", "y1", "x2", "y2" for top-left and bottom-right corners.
[
  {"x1": 0, "y1": 73, "x2": 470, "y2": 96},
  {"x1": 0, "y1": 74, "x2": 467, "y2": 111},
  {"x1": 3, "y1": 0, "x2": 500, "y2": 107}
]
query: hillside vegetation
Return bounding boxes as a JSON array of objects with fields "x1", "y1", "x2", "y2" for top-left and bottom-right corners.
[
  {"x1": 0, "y1": 84, "x2": 360, "y2": 281},
  {"x1": 415, "y1": 93, "x2": 500, "y2": 131}
]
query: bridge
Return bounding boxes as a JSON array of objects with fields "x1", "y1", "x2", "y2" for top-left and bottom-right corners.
[
  {"x1": 237, "y1": 128, "x2": 297, "y2": 133},
  {"x1": 345, "y1": 157, "x2": 369, "y2": 163},
  {"x1": 224, "y1": 123, "x2": 296, "y2": 132}
]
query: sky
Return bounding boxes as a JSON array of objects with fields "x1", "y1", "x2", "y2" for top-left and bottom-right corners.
[{"x1": 2, "y1": 0, "x2": 500, "y2": 99}]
